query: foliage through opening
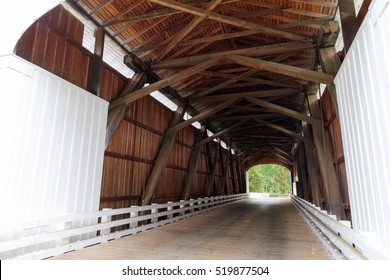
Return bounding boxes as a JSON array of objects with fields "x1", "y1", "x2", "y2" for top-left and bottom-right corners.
[{"x1": 249, "y1": 164, "x2": 291, "y2": 194}]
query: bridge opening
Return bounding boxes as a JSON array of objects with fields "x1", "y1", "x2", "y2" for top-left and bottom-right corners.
[{"x1": 248, "y1": 164, "x2": 291, "y2": 195}]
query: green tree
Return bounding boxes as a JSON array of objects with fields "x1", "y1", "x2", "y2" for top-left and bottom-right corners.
[{"x1": 248, "y1": 164, "x2": 291, "y2": 194}]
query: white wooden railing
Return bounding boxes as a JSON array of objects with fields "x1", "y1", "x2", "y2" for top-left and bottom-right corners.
[
  {"x1": 291, "y1": 195, "x2": 390, "y2": 260},
  {"x1": 0, "y1": 194, "x2": 248, "y2": 260}
]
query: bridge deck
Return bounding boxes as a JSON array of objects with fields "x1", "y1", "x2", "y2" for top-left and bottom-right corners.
[{"x1": 53, "y1": 197, "x2": 332, "y2": 260}]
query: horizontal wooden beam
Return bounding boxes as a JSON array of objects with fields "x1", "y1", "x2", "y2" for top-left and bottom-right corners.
[
  {"x1": 253, "y1": 118, "x2": 312, "y2": 144},
  {"x1": 191, "y1": 69, "x2": 259, "y2": 98},
  {"x1": 153, "y1": 41, "x2": 313, "y2": 69},
  {"x1": 167, "y1": 97, "x2": 240, "y2": 133},
  {"x1": 193, "y1": 89, "x2": 303, "y2": 102},
  {"x1": 277, "y1": 16, "x2": 333, "y2": 29},
  {"x1": 211, "y1": 113, "x2": 280, "y2": 121},
  {"x1": 149, "y1": 0, "x2": 310, "y2": 42},
  {"x1": 246, "y1": 96, "x2": 321, "y2": 125},
  {"x1": 227, "y1": 54, "x2": 334, "y2": 84}
]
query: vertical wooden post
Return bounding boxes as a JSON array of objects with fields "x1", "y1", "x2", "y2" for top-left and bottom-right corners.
[
  {"x1": 229, "y1": 149, "x2": 237, "y2": 194},
  {"x1": 241, "y1": 159, "x2": 247, "y2": 193},
  {"x1": 308, "y1": 94, "x2": 346, "y2": 219},
  {"x1": 302, "y1": 123, "x2": 323, "y2": 207},
  {"x1": 297, "y1": 142, "x2": 310, "y2": 201},
  {"x1": 142, "y1": 106, "x2": 186, "y2": 206},
  {"x1": 207, "y1": 139, "x2": 221, "y2": 197},
  {"x1": 235, "y1": 156, "x2": 243, "y2": 193},
  {"x1": 181, "y1": 125, "x2": 207, "y2": 200},
  {"x1": 338, "y1": 0, "x2": 359, "y2": 53},
  {"x1": 318, "y1": 47, "x2": 342, "y2": 114},
  {"x1": 220, "y1": 148, "x2": 230, "y2": 195},
  {"x1": 87, "y1": 27, "x2": 105, "y2": 96}
]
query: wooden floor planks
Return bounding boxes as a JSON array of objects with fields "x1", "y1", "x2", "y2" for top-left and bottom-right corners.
[{"x1": 52, "y1": 197, "x2": 332, "y2": 260}]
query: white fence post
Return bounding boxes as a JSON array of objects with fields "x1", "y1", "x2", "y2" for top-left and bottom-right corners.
[
  {"x1": 179, "y1": 200, "x2": 185, "y2": 216},
  {"x1": 151, "y1": 203, "x2": 158, "y2": 223},
  {"x1": 167, "y1": 202, "x2": 173, "y2": 219},
  {"x1": 100, "y1": 208, "x2": 112, "y2": 238},
  {"x1": 130, "y1": 206, "x2": 138, "y2": 228},
  {"x1": 189, "y1": 199, "x2": 194, "y2": 213},
  {"x1": 198, "y1": 198, "x2": 202, "y2": 211},
  {"x1": 54, "y1": 217, "x2": 72, "y2": 246}
]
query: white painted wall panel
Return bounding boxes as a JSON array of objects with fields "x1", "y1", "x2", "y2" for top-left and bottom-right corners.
[
  {"x1": 0, "y1": 55, "x2": 108, "y2": 224},
  {"x1": 335, "y1": 0, "x2": 390, "y2": 250}
]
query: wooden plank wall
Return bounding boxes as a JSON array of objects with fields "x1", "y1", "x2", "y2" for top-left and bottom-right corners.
[
  {"x1": 14, "y1": 5, "x2": 243, "y2": 211},
  {"x1": 321, "y1": 89, "x2": 351, "y2": 220}
]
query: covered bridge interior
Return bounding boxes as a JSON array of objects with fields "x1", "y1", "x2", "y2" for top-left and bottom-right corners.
[{"x1": 1, "y1": 0, "x2": 390, "y2": 260}]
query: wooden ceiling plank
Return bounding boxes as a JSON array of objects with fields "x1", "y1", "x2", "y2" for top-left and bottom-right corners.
[
  {"x1": 226, "y1": 5, "x2": 287, "y2": 19},
  {"x1": 246, "y1": 96, "x2": 321, "y2": 125},
  {"x1": 168, "y1": 27, "x2": 222, "y2": 59},
  {"x1": 89, "y1": 0, "x2": 114, "y2": 15},
  {"x1": 114, "y1": 0, "x2": 144, "y2": 19},
  {"x1": 153, "y1": 41, "x2": 313, "y2": 69},
  {"x1": 148, "y1": 0, "x2": 311, "y2": 42},
  {"x1": 122, "y1": 16, "x2": 169, "y2": 44},
  {"x1": 154, "y1": 0, "x2": 224, "y2": 62},
  {"x1": 227, "y1": 54, "x2": 334, "y2": 84},
  {"x1": 104, "y1": 0, "x2": 239, "y2": 27},
  {"x1": 109, "y1": 56, "x2": 224, "y2": 109}
]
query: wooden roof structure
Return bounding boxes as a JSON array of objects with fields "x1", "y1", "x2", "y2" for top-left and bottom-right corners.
[{"x1": 71, "y1": 0, "x2": 338, "y2": 169}]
